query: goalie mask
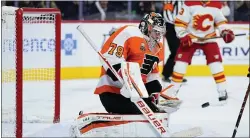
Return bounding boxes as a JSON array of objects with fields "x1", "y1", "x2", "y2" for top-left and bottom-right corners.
[{"x1": 139, "y1": 12, "x2": 166, "y2": 42}]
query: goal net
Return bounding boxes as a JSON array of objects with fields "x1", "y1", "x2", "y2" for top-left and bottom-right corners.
[{"x1": 2, "y1": 6, "x2": 61, "y2": 137}]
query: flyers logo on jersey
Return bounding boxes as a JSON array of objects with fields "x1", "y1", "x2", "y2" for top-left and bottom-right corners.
[
  {"x1": 193, "y1": 14, "x2": 213, "y2": 31},
  {"x1": 141, "y1": 54, "x2": 159, "y2": 75}
]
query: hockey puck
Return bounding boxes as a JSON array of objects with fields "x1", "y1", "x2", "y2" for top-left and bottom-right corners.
[{"x1": 201, "y1": 102, "x2": 210, "y2": 108}]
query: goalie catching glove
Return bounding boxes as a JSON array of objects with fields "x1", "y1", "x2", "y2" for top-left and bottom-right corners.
[{"x1": 150, "y1": 85, "x2": 182, "y2": 113}]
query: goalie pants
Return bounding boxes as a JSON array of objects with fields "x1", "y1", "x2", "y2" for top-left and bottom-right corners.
[{"x1": 99, "y1": 80, "x2": 162, "y2": 114}]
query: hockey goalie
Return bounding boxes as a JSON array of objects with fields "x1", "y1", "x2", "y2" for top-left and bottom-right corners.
[{"x1": 70, "y1": 12, "x2": 202, "y2": 137}]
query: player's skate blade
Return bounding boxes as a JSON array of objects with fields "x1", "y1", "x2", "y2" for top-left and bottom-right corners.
[{"x1": 219, "y1": 93, "x2": 228, "y2": 101}]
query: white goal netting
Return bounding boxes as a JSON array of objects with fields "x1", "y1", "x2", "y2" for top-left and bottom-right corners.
[{"x1": 2, "y1": 6, "x2": 60, "y2": 137}]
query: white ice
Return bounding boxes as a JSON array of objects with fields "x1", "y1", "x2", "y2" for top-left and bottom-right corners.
[{"x1": 2, "y1": 77, "x2": 249, "y2": 137}]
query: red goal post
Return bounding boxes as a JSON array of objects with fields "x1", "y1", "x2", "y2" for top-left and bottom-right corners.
[{"x1": 2, "y1": 6, "x2": 61, "y2": 138}]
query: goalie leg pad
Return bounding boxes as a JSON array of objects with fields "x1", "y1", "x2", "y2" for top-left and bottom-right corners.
[
  {"x1": 70, "y1": 112, "x2": 203, "y2": 137},
  {"x1": 71, "y1": 113, "x2": 170, "y2": 137}
]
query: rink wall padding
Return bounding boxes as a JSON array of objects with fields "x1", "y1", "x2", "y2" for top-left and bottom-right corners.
[
  {"x1": 60, "y1": 65, "x2": 249, "y2": 80},
  {"x1": 3, "y1": 65, "x2": 248, "y2": 81}
]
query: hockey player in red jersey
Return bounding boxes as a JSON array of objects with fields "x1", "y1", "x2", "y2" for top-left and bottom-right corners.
[{"x1": 165, "y1": 1, "x2": 235, "y2": 102}]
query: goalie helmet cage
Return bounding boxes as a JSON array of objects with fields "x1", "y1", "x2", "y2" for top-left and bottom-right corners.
[{"x1": 2, "y1": 7, "x2": 61, "y2": 138}]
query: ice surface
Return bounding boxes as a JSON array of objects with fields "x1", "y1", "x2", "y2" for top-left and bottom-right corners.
[{"x1": 2, "y1": 77, "x2": 249, "y2": 137}]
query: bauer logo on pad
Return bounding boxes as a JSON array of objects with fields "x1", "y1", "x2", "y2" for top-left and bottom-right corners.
[{"x1": 61, "y1": 33, "x2": 77, "y2": 55}]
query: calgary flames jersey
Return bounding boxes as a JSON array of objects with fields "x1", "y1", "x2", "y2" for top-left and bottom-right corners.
[
  {"x1": 94, "y1": 25, "x2": 164, "y2": 95},
  {"x1": 175, "y1": 1, "x2": 227, "y2": 39}
]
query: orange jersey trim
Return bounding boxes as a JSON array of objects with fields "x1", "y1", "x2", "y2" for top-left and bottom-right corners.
[
  {"x1": 164, "y1": 3, "x2": 174, "y2": 11},
  {"x1": 175, "y1": 24, "x2": 188, "y2": 28},
  {"x1": 94, "y1": 85, "x2": 121, "y2": 95},
  {"x1": 175, "y1": 18, "x2": 188, "y2": 27},
  {"x1": 215, "y1": 20, "x2": 228, "y2": 27},
  {"x1": 101, "y1": 25, "x2": 128, "y2": 54},
  {"x1": 100, "y1": 67, "x2": 106, "y2": 76},
  {"x1": 205, "y1": 32, "x2": 217, "y2": 38},
  {"x1": 174, "y1": 18, "x2": 188, "y2": 28},
  {"x1": 189, "y1": 34, "x2": 197, "y2": 39}
]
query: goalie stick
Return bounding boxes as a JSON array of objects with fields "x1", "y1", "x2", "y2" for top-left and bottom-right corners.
[
  {"x1": 76, "y1": 25, "x2": 202, "y2": 137},
  {"x1": 201, "y1": 87, "x2": 248, "y2": 108},
  {"x1": 201, "y1": 72, "x2": 249, "y2": 137},
  {"x1": 192, "y1": 33, "x2": 247, "y2": 43},
  {"x1": 232, "y1": 79, "x2": 250, "y2": 138}
]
